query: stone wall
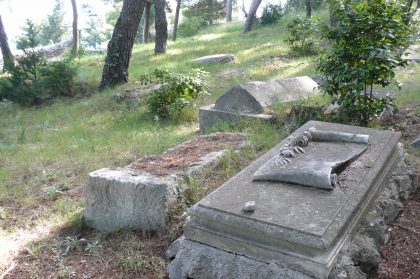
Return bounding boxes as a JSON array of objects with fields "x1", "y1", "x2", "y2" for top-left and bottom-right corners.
[{"x1": 0, "y1": 39, "x2": 72, "y2": 68}]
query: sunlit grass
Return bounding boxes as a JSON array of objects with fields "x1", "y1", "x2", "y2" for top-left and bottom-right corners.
[{"x1": 1, "y1": 8, "x2": 419, "y2": 238}]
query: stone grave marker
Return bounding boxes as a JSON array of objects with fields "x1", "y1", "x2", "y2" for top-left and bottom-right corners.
[
  {"x1": 168, "y1": 121, "x2": 404, "y2": 278},
  {"x1": 84, "y1": 133, "x2": 244, "y2": 232},
  {"x1": 199, "y1": 76, "x2": 319, "y2": 131}
]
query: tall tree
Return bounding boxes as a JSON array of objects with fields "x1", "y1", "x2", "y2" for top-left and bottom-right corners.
[
  {"x1": 99, "y1": 0, "x2": 145, "y2": 90},
  {"x1": 142, "y1": 0, "x2": 151, "y2": 43},
  {"x1": 241, "y1": 0, "x2": 248, "y2": 18},
  {"x1": 39, "y1": 0, "x2": 67, "y2": 45},
  {"x1": 154, "y1": 0, "x2": 168, "y2": 54},
  {"x1": 71, "y1": 0, "x2": 79, "y2": 58},
  {"x1": 0, "y1": 15, "x2": 13, "y2": 70},
  {"x1": 243, "y1": 0, "x2": 262, "y2": 32},
  {"x1": 173, "y1": 0, "x2": 181, "y2": 40},
  {"x1": 305, "y1": 0, "x2": 312, "y2": 18},
  {"x1": 82, "y1": 4, "x2": 106, "y2": 48},
  {"x1": 417, "y1": 0, "x2": 419, "y2": 10},
  {"x1": 226, "y1": 0, "x2": 233, "y2": 22}
]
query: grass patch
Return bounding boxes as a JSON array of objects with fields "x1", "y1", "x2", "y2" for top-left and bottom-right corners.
[{"x1": 0, "y1": 10, "x2": 419, "y2": 277}]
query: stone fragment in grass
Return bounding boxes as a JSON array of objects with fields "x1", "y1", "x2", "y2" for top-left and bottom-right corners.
[
  {"x1": 84, "y1": 133, "x2": 245, "y2": 232},
  {"x1": 193, "y1": 54, "x2": 235, "y2": 64}
]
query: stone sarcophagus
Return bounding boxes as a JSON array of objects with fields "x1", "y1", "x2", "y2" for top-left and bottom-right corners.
[{"x1": 182, "y1": 121, "x2": 402, "y2": 278}]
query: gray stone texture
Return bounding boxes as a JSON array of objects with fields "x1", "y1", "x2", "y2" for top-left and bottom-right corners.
[
  {"x1": 214, "y1": 76, "x2": 318, "y2": 114},
  {"x1": 253, "y1": 129, "x2": 369, "y2": 189},
  {"x1": 411, "y1": 135, "x2": 420, "y2": 148},
  {"x1": 199, "y1": 104, "x2": 272, "y2": 131},
  {"x1": 84, "y1": 133, "x2": 245, "y2": 232},
  {"x1": 181, "y1": 121, "x2": 403, "y2": 278},
  {"x1": 85, "y1": 168, "x2": 181, "y2": 232},
  {"x1": 199, "y1": 76, "x2": 318, "y2": 131},
  {"x1": 193, "y1": 54, "x2": 235, "y2": 64},
  {"x1": 168, "y1": 238, "x2": 313, "y2": 279},
  {"x1": 167, "y1": 150, "x2": 416, "y2": 279}
]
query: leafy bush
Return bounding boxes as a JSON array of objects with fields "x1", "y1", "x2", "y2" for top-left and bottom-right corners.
[
  {"x1": 178, "y1": 17, "x2": 207, "y2": 37},
  {"x1": 316, "y1": 0, "x2": 413, "y2": 126},
  {"x1": 139, "y1": 69, "x2": 210, "y2": 120},
  {"x1": 0, "y1": 17, "x2": 79, "y2": 106},
  {"x1": 285, "y1": 16, "x2": 321, "y2": 56},
  {"x1": 260, "y1": 4, "x2": 283, "y2": 25},
  {"x1": 0, "y1": 57, "x2": 78, "y2": 106}
]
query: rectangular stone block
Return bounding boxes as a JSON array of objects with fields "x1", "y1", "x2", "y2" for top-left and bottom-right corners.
[
  {"x1": 199, "y1": 104, "x2": 272, "y2": 131},
  {"x1": 185, "y1": 121, "x2": 402, "y2": 278},
  {"x1": 84, "y1": 133, "x2": 245, "y2": 232},
  {"x1": 85, "y1": 168, "x2": 180, "y2": 232}
]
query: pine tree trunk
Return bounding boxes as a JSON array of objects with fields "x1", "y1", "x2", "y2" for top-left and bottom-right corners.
[
  {"x1": 226, "y1": 0, "x2": 233, "y2": 22},
  {"x1": 154, "y1": 0, "x2": 168, "y2": 54},
  {"x1": 70, "y1": 0, "x2": 79, "y2": 58},
  {"x1": 241, "y1": 0, "x2": 248, "y2": 18},
  {"x1": 243, "y1": 0, "x2": 262, "y2": 33},
  {"x1": 99, "y1": 0, "x2": 146, "y2": 91},
  {"x1": 0, "y1": 15, "x2": 13, "y2": 70},
  {"x1": 142, "y1": 0, "x2": 150, "y2": 43},
  {"x1": 173, "y1": 0, "x2": 181, "y2": 41},
  {"x1": 417, "y1": 0, "x2": 420, "y2": 10},
  {"x1": 306, "y1": 0, "x2": 312, "y2": 18}
]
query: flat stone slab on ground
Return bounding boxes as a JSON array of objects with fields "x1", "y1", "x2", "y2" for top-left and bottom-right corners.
[
  {"x1": 184, "y1": 121, "x2": 402, "y2": 278},
  {"x1": 193, "y1": 54, "x2": 235, "y2": 64},
  {"x1": 84, "y1": 133, "x2": 244, "y2": 232}
]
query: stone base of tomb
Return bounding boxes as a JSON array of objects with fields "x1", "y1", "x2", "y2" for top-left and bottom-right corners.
[
  {"x1": 199, "y1": 104, "x2": 272, "y2": 131},
  {"x1": 167, "y1": 156, "x2": 417, "y2": 279}
]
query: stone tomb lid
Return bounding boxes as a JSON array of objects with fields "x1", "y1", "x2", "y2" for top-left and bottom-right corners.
[
  {"x1": 185, "y1": 121, "x2": 401, "y2": 277},
  {"x1": 213, "y1": 76, "x2": 319, "y2": 114}
]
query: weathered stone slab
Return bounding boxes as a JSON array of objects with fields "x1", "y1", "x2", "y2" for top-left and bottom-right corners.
[
  {"x1": 84, "y1": 133, "x2": 245, "y2": 232},
  {"x1": 214, "y1": 76, "x2": 318, "y2": 114},
  {"x1": 85, "y1": 168, "x2": 180, "y2": 231},
  {"x1": 405, "y1": 45, "x2": 420, "y2": 63},
  {"x1": 411, "y1": 135, "x2": 420, "y2": 148},
  {"x1": 199, "y1": 76, "x2": 318, "y2": 131},
  {"x1": 184, "y1": 121, "x2": 402, "y2": 278},
  {"x1": 253, "y1": 128, "x2": 370, "y2": 189},
  {"x1": 199, "y1": 104, "x2": 272, "y2": 131},
  {"x1": 168, "y1": 155, "x2": 416, "y2": 279},
  {"x1": 193, "y1": 54, "x2": 235, "y2": 64}
]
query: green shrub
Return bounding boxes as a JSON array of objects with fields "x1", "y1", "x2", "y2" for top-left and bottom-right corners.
[
  {"x1": 139, "y1": 69, "x2": 210, "y2": 120},
  {"x1": 178, "y1": 17, "x2": 207, "y2": 37},
  {"x1": 0, "y1": 57, "x2": 79, "y2": 106},
  {"x1": 0, "y1": 18, "x2": 79, "y2": 106},
  {"x1": 260, "y1": 4, "x2": 283, "y2": 25},
  {"x1": 316, "y1": 0, "x2": 413, "y2": 126},
  {"x1": 285, "y1": 16, "x2": 321, "y2": 56}
]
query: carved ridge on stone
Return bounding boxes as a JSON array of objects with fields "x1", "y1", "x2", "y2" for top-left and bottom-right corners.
[{"x1": 253, "y1": 128, "x2": 370, "y2": 189}]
